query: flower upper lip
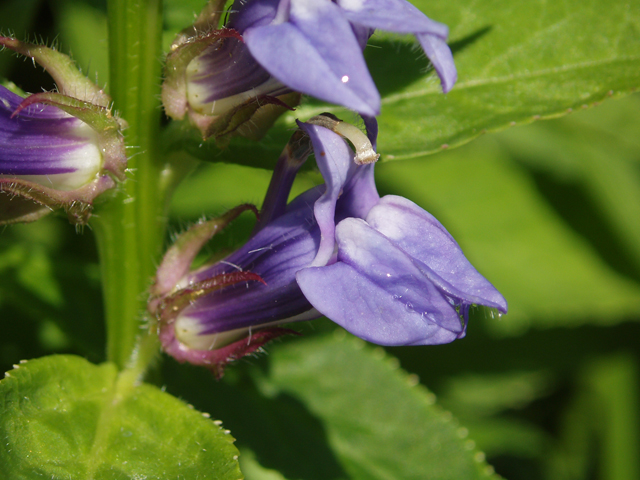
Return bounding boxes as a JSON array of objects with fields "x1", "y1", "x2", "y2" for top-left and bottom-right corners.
[{"x1": 232, "y1": 0, "x2": 458, "y2": 115}]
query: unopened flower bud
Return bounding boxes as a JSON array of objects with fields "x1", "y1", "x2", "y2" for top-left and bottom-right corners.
[
  {"x1": 0, "y1": 38, "x2": 127, "y2": 225},
  {"x1": 162, "y1": 6, "x2": 299, "y2": 143}
]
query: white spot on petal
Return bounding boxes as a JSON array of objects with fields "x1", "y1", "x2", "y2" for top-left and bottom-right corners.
[{"x1": 339, "y1": 0, "x2": 366, "y2": 11}]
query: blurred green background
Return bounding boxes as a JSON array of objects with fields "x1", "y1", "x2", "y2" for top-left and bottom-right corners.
[{"x1": 1, "y1": 0, "x2": 639, "y2": 479}]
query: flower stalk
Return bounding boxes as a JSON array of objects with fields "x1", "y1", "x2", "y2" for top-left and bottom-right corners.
[{"x1": 91, "y1": 0, "x2": 165, "y2": 372}]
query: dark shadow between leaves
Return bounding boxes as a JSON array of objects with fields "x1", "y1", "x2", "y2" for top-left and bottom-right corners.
[
  {"x1": 164, "y1": 119, "x2": 292, "y2": 170},
  {"x1": 387, "y1": 316, "x2": 640, "y2": 392},
  {"x1": 363, "y1": 37, "x2": 431, "y2": 98},
  {"x1": 388, "y1": 315, "x2": 640, "y2": 480},
  {"x1": 0, "y1": 302, "x2": 49, "y2": 375},
  {"x1": 0, "y1": 1, "x2": 57, "y2": 93},
  {"x1": 522, "y1": 161, "x2": 640, "y2": 283},
  {"x1": 0, "y1": 219, "x2": 104, "y2": 372},
  {"x1": 162, "y1": 359, "x2": 349, "y2": 480},
  {"x1": 448, "y1": 26, "x2": 493, "y2": 57},
  {"x1": 368, "y1": 26, "x2": 493, "y2": 97},
  {"x1": 368, "y1": 26, "x2": 493, "y2": 98},
  {"x1": 50, "y1": 228, "x2": 105, "y2": 362},
  {"x1": 489, "y1": 455, "x2": 544, "y2": 480}
]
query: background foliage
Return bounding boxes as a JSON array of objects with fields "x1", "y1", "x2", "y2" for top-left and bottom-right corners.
[{"x1": 1, "y1": 0, "x2": 639, "y2": 479}]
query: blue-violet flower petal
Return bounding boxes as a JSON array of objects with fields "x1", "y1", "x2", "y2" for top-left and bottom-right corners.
[{"x1": 0, "y1": 86, "x2": 102, "y2": 191}]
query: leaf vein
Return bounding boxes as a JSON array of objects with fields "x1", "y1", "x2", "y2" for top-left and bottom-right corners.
[{"x1": 382, "y1": 55, "x2": 640, "y2": 104}]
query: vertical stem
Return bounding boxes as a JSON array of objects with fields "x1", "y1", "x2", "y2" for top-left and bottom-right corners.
[
  {"x1": 92, "y1": 0, "x2": 164, "y2": 370},
  {"x1": 589, "y1": 355, "x2": 640, "y2": 480}
]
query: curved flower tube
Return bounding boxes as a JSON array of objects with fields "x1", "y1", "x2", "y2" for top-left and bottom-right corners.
[
  {"x1": 0, "y1": 38, "x2": 127, "y2": 225},
  {"x1": 151, "y1": 115, "x2": 505, "y2": 376}
]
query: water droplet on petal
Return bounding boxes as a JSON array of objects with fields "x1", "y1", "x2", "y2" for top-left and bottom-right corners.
[{"x1": 341, "y1": 75, "x2": 349, "y2": 83}]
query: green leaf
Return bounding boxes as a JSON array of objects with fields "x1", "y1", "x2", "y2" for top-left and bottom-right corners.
[
  {"x1": 238, "y1": 450, "x2": 289, "y2": 480},
  {"x1": 0, "y1": 355, "x2": 242, "y2": 480},
  {"x1": 366, "y1": 0, "x2": 640, "y2": 158},
  {"x1": 15, "y1": 245, "x2": 63, "y2": 307},
  {"x1": 162, "y1": 332, "x2": 497, "y2": 480},
  {"x1": 547, "y1": 354, "x2": 640, "y2": 480},
  {"x1": 585, "y1": 355, "x2": 640, "y2": 480},
  {"x1": 440, "y1": 371, "x2": 553, "y2": 418},
  {"x1": 496, "y1": 94, "x2": 640, "y2": 276},
  {"x1": 164, "y1": 334, "x2": 500, "y2": 480},
  {"x1": 458, "y1": 418, "x2": 549, "y2": 460},
  {"x1": 436, "y1": 372, "x2": 553, "y2": 459},
  {"x1": 257, "y1": 332, "x2": 497, "y2": 480}
]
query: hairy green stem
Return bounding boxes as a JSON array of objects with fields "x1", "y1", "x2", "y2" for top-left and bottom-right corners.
[{"x1": 92, "y1": 0, "x2": 164, "y2": 371}]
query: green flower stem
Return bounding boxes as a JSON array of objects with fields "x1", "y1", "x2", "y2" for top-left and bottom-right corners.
[{"x1": 92, "y1": 0, "x2": 164, "y2": 371}]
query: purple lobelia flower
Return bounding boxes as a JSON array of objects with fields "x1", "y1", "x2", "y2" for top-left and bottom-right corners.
[
  {"x1": 162, "y1": 0, "x2": 456, "y2": 139},
  {"x1": 234, "y1": 0, "x2": 457, "y2": 116},
  {"x1": 0, "y1": 38, "x2": 127, "y2": 225},
  {"x1": 150, "y1": 114, "x2": 505, "y2": 376},
  {"x1": 295, "y1": 117, "x2": 506, "y2": 346}
]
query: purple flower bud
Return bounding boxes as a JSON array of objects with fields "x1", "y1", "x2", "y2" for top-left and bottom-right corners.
[
  {"x1": 185, "y1": 32, "x2": 290, "y2": 116},
  {"x1": 162, "y1": 25, "x2": 300, "y2": 141},
  {"x1": 151, "y1": 115, "x2": 504, "y2": 376},
  {"x1": 0, "y1": 38, "x2": 127, "y2": 224},
  {"x1": 1, "y1": 87, "x2": 101, "y2": 190}
]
